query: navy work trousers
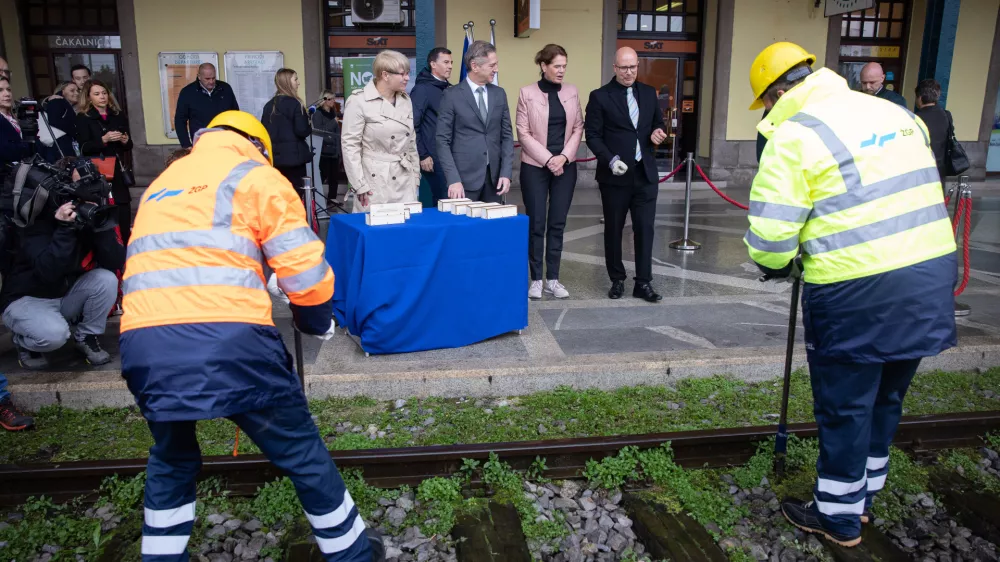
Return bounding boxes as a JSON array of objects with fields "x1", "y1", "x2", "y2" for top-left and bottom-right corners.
[
  {"x1": 140, "y1": 399, "x2": 370, "y2": 562},
  {"x1": 809, "y1": 357, "x2": 921, "y2": 537}
]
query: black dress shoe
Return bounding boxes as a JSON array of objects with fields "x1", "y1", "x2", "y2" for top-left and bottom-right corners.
[
  {"x1": 608, "y1": 280, "x2": 625, "y2": 299},
  {"x1": 633, "y1": 282, "x2": 662, "y2": 303}
]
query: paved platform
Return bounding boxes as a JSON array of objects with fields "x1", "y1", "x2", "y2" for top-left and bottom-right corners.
[{"x1": 8, "y1": 185, "x2": 1000, "y2": 410}]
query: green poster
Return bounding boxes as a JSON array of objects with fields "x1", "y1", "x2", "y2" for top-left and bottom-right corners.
[{"x1": 343, "y1": 57, "x2": 376, "y2": 93}]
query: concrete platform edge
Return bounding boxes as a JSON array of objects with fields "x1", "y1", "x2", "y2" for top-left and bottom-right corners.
[{"x1": 10, "y1": 343, "x2": 1000, "y2": 411}]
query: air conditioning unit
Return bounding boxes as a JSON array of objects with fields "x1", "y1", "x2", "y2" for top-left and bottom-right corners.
[{"x1": 351, "y1": 0, "x2": 402, "y2": 24}]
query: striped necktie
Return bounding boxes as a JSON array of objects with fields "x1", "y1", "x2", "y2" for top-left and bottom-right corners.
[{"x1": 627, "y1": 87, "x2": 641, "y2": 162}]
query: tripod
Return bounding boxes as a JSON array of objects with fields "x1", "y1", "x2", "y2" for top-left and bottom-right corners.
[{"x1": 307, "y1": 112, "x2": 349, "y2": 223}]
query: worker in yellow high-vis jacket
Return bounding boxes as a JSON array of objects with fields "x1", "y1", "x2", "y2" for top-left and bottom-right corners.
[{"x1": 744, "y1": 42, "x2": 957, "y2": 547}]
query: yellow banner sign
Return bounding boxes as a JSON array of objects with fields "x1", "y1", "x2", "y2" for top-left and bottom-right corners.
[{"x1": 840, "y1": 45, "x2": 901, "y2": 58}]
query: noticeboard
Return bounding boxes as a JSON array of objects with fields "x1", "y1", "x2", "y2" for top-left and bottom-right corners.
[
  {"x1": 223, "y1": 51, "x2": 285, "y2": 124},
  {"x1": 159, "y1": 52, "x2": 219, "y2": 139}
]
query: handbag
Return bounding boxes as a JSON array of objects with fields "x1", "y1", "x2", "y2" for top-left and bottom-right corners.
[
  {"x1": 118, "y1": 156, "x2": 135, "y2": 187},
  {"x1": 945, "y1": 111, "x2": 970, "y2": 176},
  {"x1": 90, "y1": 156, "x2": 117, "y2": 180}
]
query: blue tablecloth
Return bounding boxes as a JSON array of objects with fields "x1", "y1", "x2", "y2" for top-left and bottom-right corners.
[{"x1": 325, "y1": 209, "x2": 528, "y2": 354}]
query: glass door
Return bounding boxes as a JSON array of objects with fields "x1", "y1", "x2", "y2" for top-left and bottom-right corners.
[
  {"x1": 51, "y1": 52, "x2": 125, "y2": 109},
  {"x1": 637, "y1": 56, "x2": 680, "y2": 170}
]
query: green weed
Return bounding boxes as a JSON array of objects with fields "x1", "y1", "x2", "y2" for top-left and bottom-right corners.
[
  {"x1": 3, "y1": 369, "x2": 997, "y2": 464},
  {"x1": 583, "y1": 446, "x2": 640, "y2": 490},
  {"x1": 415, "y1": 477, "x2": 464, "y2": 537},
  {"x1": 99, "y1": 472, "x2": 146, "y2": 514},
  {"x1": 0, "y1": 496, "x2": 105, "y2": 562},
  {"x1": 250, "y1": 477, "x2": 300, "y2": 527}
]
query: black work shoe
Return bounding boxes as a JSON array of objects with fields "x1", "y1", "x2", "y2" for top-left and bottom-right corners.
[
  {"x1": 608, "y1": 280, "x2": 625, "y2": 299},
  {"x1": 75, "y1": 335, "x2": 111, "y2": 366},
  {"x1": 366, "y1": 528, "x2": 386, "y2": 562},
  {"x1": 781, "y1": 498, "x2": 862, "y2": 547},
  {"x1": 0, "y1": 397, "x2": 35, "y2": 431},
  {"x1": 15, "y1": 343, "x2": 49, "y2": 370},
  {"x1": 633, "y1": 282, "x2": 663, "y2": 303}
]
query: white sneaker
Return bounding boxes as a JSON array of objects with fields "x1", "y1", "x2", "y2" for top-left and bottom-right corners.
[
  {"x1": 267, "y1": 273, "x2": 290, "y2": 304},
  {"x1": 544, "y1": 279, "x2": 569, "y2": 299},
  {"x1": 529, "y1": 280, "x2": 543, "y2": 300}
]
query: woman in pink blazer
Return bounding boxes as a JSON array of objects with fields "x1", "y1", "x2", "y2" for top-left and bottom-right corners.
[{"x1": 516, "y1": 44, "x2": 584, "y2": 300}]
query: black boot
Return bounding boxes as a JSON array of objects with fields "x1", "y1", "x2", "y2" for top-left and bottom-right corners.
[
  {"x1": 15, "y1": 342, "x2": 48, "y2": 370},
  {"x1": 366, "y1": 528, "x2": 386, "y2": 562},
  {"x1": 781, "y1": 498, "x2": 861, "y2": 547}
]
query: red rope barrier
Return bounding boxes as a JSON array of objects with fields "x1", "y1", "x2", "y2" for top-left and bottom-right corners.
[
  {"x1": 659, "y1": 162, "x2": 685, "y2": 183},
  {"x1": 954, "y1": 197, "x2": 972, "y2": 297},
  {"x1": 694, "y1": 163, "x2": 749, "y2": 210}
]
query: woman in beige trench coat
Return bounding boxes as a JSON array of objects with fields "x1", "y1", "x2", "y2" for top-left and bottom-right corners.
[{"x1": 341, "y1": 50, "x2": 420, "y2": 213}]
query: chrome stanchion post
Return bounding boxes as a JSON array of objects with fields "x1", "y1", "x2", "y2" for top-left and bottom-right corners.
[
  {"x1": 955, "y1": 176, "x2": 971, "y2": 317},
  {"x1": 669, "y1": 152, "x2": 701, "y2": 251}
]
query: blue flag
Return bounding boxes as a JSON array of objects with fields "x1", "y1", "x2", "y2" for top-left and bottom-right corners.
[{"x1": 460, "y1": 33, "x2": 470, "y2": 82}]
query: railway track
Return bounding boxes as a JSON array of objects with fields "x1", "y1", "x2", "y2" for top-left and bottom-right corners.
[
  {"x1": 2, "y1": 410, "x2": 999, "y2": 562},
  {"x1": 1, "y1": 410, "x2": 997, "y2": 507}
]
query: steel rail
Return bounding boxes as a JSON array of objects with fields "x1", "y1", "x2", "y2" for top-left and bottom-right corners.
[{"x1": 1, "y1": 410, "x2": 997, "y2": 507}]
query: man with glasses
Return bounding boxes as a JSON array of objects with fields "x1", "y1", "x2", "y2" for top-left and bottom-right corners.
[
  {"x1": 584, "y1": 46, "x2": 667, "y2": 303},
  {"x1": 174, "y1": 62, "x2": 240, "y2": 148}
]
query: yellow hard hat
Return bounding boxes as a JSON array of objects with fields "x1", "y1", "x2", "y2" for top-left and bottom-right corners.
[
  {"x1": 207, "y1": 110, "x2": 273, "y2": 165},
  {"x1": 748, "y1": 42, "x2": 816, "y2": 110}
]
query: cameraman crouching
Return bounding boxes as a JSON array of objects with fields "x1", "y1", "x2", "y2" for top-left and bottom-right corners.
[{"x1": 0, "y1": 156, "x2": 124, "y2": 369}]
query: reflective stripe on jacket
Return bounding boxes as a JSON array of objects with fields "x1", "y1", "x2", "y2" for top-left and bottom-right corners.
[
  {"x1": 121, "y1": 130, "x2": 334, "y2": 332},
  {"x1": 746, "y1": 68, "x2": 956, "y2": 286}
]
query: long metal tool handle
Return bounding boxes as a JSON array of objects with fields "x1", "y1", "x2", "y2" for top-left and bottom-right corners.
[
  {"x1": 293, "y1": 176, "x2": 318, "y2": 389},
  {"x1": 774, "y1": 272, "x2": 801, "y2": 479}
]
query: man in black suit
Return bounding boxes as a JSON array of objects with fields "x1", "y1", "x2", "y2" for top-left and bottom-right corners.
[
  {"x1": 585, "y1": 47, "x2": 667, "y2": 303},
  {"x1": 860, "y1": 62, "x2": 906, "y2": 107}
]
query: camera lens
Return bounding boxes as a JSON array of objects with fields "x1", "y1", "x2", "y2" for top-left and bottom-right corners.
[{"x1": 75, "y1": 201, "x2": 115, "y2": 231}]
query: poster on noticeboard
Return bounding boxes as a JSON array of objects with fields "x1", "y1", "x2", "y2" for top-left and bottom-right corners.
[{"x1": 159, "y1": 52, "x2": 219, "y2": 139}]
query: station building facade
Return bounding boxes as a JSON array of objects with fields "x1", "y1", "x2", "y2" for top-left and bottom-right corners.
[{"x1": 1, "y1": 0, "x2": 997, "y2": 184}]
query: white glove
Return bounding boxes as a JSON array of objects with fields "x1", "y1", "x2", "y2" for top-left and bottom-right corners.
[
  {"x1": 311, "y1": 322, "x2": 337, "y2": 341},
  {"x1": 612, "y1": 160, "x2": 629, "y2": 176},
  {"x1": 267, "y1": 273, "x2": 290, "y2": 304}
]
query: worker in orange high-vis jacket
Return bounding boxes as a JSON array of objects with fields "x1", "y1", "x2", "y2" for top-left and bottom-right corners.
[{"x1": 120, "y1": 111, "x2": 384, "y2": 562}]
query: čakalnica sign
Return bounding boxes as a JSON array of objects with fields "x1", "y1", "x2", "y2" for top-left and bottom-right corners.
[
  {"x1": 825, "y1": 0, "x2": 875, "y2": 17},
  {"x1": 47, "y1": 35, "x2": 122, "y2": 49}
]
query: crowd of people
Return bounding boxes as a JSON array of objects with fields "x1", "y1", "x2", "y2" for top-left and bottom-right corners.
[{"x1": 0, "y1": 36, "x2": 969, "y2": 558}]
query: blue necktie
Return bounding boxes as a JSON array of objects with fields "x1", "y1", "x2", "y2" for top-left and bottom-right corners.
[{"x1": 627, "y1": 87, "x2": 641, "y2": 162}]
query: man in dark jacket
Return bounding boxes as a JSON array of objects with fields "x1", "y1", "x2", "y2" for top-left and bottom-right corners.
[
  {"x1": 914, "y1": 79, "x2": 950, "y2": 184},
  {"x1": 411, "y1": 47, "x2": 452, "y2": 205},
  {"x1": 585, "y1": 47, "x2": 667, "y2": 303},
  {"x1": 0, "y1": 158, "x2": 124, "y2": 371},
  {"x1": 860, "y1": 62, "x2": 906, "y2": 107},
  {"x1": 174, "y1": 63, "x2": 239, "y2": 148}
]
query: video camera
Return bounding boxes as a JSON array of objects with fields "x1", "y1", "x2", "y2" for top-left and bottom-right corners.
[
  {"x1": 14, "y1": 98, "x2": 40, "y2": 143},
  {"x1": 1, "y1": 155, "x2": 117, "y2": 231}
]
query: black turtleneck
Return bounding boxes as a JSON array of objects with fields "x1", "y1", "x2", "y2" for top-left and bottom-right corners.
[{"x1": 539, "y1": 78, "x2": 566, "y2": 154}]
